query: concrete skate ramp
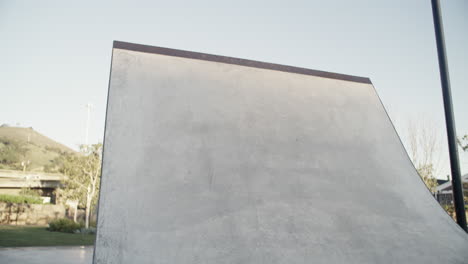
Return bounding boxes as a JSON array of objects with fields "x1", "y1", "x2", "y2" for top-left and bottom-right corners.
[{"x1": 94, "y1": 41, "x2": 468, "y2": 264}]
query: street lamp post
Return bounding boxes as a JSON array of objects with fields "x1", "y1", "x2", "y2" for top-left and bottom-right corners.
[{"x1": 430, "y1": 0, "x2": 467, "y2": 232}]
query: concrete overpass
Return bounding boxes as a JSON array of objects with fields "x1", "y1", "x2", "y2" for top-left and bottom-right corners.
[{"x1": 0, "y1": 169, "x2": 64, "y2": 200}]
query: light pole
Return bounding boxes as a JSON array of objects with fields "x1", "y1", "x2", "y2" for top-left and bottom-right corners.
[{"x1": 431, "y1": 0, "x2": 467, "y2": 232}]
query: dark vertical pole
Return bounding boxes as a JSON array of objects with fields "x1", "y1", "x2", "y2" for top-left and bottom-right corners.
[{"x1": 431, "y1": 0, "x2": 467, "y2": 232}]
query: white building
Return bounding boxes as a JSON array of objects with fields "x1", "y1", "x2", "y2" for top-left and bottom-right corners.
[{"x1": 434, "y1": 174, "x2": 468, "y2": 206}]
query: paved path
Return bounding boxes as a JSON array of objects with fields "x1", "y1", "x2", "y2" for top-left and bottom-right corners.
[{"x1": 0, "y1": 246, "x2": 93, "y2": 264}]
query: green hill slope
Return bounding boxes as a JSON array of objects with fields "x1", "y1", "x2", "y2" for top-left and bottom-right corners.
[{"x1": 0, "y1": 126, "x2": 75, "y2": 172}]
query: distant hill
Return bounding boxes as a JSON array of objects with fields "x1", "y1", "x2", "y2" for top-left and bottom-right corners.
[{"x1": 0, "y1": 126, "x2": 75, "y2": 172}]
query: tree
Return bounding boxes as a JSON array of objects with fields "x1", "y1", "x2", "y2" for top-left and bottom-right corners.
[
  {"x1": 457, "y1": 134, "x2": 468, "y2": 205},
  {"x1": 58, "y1": 143, "x2": 102, "y2": 228},
  {"x1": 458, "y1": 134, "x2": 468, "y2": 152},
  {"x1": 0, "y1": 137, "x2": 28, "y2": 169},
  {"x1": 406, "y1": 118, "x2": 441, "y2": 193}
]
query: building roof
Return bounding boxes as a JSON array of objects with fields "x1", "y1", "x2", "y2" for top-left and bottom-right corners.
[{"x1": 435, "y1": 174, "x2": 468, "y2": 193}]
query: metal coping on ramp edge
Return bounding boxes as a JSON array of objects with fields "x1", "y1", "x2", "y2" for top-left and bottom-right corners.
[{"x1": 113, "y1": 41, "x2": 372, "y2": 85}]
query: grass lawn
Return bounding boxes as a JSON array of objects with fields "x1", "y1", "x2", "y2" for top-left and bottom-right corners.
[{"x1": 0, "y1": 225, "x2": 95, "y2": 247}]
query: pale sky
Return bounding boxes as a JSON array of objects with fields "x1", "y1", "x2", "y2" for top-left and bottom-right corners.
[{"x1": 1, "y1": 0, "x2": 467, "y2": 178}]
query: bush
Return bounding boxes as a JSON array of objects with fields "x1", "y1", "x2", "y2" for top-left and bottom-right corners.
[
  {"x1": 48, "y1": 218, "x2": 81, "y2": 233},
  {"x1": 75, "y1": 227, "x2": 97, "y2": 234},
  {"x1": 19, "y1": 188, "x2": 41, "y2": 197},
  {"x1": 77, "y1": 219, "x2": 97, "y2": 228},
  {"x1": 0, "y1": 194, "x2": 43, "y2": 204}
]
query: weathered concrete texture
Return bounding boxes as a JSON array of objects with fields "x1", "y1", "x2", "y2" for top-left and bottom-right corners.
[
  {"x1": 95, "y1": 44, "x2": 468, "y2": 264},
  {"x1": 0, "y1": 202, "x2": 65, "y2": 225},
  {"x1": 0, "y1": 246, "x2": 93, "y2": 264}
]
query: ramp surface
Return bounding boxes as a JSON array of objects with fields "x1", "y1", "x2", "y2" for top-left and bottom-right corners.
[{"x1": 94, "y1": 41, "x2": 468, "y2": 264}]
